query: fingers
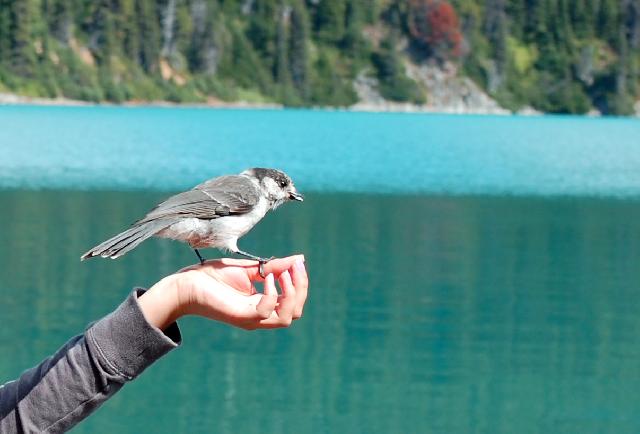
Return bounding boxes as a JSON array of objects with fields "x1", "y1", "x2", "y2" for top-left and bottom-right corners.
[
  {"x1": 242, "y1": 267, "x2": 307, "y2": 329},
  {"x1": 183, "y1": 255, "x2": 309, "y2": 331},
  {"x1": 255, "y1": 259, "x2": 308, "y2": 328},
  {"x1": 232, "y1": 272, "x2": 297, "y2": 329},
  {"x1": 290, "y1": 258, "x2": 308, "y2": 319},
  {"x1": 275, "y1": 271, "x2": 296, "y2": 325},
  {"x1": 254, "y1": 273, "x2": 278, "y2": 319}
]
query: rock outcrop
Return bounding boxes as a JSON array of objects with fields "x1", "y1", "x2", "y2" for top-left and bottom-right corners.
[{"x1": 352, "y1": 61, "x2": 510, "y2": 115}]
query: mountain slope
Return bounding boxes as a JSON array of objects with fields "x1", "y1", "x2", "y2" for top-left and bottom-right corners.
[{"x1": 0, "y1": 0, "x2": 637, "y2": 115}]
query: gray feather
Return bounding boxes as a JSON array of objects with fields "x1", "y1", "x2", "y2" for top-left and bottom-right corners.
[
  {"x1": 80, "y1": 220, "x2": 173, "y2": 260},
  {"x1": 139, "y1": 175, "x2": 259, "y2": 224}
]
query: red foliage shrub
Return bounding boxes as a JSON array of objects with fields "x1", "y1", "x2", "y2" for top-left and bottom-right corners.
[{"x1": 408, "y1": 0, "x2": 463, "y2": 61}]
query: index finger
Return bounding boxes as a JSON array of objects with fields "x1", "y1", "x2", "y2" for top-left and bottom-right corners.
[{"x1": 246, "y1": 255, "x2": 305, "y2": 281}]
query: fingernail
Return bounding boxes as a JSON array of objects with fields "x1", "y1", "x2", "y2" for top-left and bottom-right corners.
[{"x1": 295, "y1": 259, "x2": 305, "y2": 271}]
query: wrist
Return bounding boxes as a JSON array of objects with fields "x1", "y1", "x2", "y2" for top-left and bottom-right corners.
[{"x1": 139, "y1": 274, "x2": 187, "y2": 330}]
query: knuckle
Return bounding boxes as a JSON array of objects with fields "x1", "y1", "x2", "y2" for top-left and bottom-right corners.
[
  {"x1": 281, "y1": 317, "x2": 293, "y2": 327},
  {"x1": 256, "y1": 309, "x2": 271, "y2": 320}
]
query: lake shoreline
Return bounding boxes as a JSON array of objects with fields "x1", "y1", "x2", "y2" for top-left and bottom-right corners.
[
  {"x1": 3, "y1": 91, "x2": 628, "y2": 116},
  {"x1": 0, "y1": 91, "x2": 531, "y2": 115}
]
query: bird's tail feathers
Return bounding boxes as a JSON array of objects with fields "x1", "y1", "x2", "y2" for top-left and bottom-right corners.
[{"x1": 81, "y1": 220, "x2": 172, "y2": 261}]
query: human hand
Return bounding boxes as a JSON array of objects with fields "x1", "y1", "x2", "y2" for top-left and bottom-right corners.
[{"x1": 138, "y1": 255, "x2": 308, "y2": 331}]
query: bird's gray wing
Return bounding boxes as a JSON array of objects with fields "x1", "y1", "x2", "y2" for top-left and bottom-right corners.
[{"x1": 137, "y1": 175, "x2": 259, "y2": 224}]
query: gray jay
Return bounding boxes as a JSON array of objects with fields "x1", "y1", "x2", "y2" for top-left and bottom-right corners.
[{"x1": 81, "y1": 168, "x2": 303, "y2": 276}]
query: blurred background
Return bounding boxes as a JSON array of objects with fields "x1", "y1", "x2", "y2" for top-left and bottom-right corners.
[{"x1": 1, "y1": 1, "x2": 640, "y2": 434}]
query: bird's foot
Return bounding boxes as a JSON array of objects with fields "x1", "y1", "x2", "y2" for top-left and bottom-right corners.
[
  {"x1": 193, "y1": 248, "x2": 206, "y2": 265},
  {"x1": 234, "y1": 249, "x2": 275, "y2": 278},
  {"x1": 258, "y1": 257, "x2": 276, "y2": 278}
]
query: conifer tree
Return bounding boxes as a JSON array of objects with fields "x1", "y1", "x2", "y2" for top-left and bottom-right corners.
[
  {"x1": 188, "y1": 0, "x2": 220, "y2": 74},
  {"x1": 0, "y1": 0, "x2": 12, "y2": 66},
  {"x1": 9, "y1": 0, "x2": 37, "y2": 75},
  {"x1": 289, "y1": 0, "x2": 309, "y2": 96},
  {"x1": 136, "y1": 0, "x2": 160, "y2": 73},
  {"x1": 314, "y1": 0, "x2": 346, "y2": 44},
  {"x1": 247, "y1": 0, "x2": 278, "y2": 71},
  {"x1": 275, "y1": 4, "x2": 291, "y2": 86}
]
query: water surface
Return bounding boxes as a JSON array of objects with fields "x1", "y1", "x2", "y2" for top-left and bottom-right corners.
[
  {"x1": 1, "y1": 191, "x2": 639, "y2": 433},
  {"x1": 1, "y1": 107, "x2": 639, "y2": 432},
  {"x1": 0, "y1": 106, "x2": 639, "y2": 196}
]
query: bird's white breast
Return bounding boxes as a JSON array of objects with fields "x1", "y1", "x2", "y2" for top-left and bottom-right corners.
[{"x1": 157, "y1": 196, "x2": 270, "y2": 251}]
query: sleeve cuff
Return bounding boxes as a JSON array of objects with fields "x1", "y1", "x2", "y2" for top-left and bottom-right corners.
[{"x1": 85, "y1": 289, "x2": 182, "y2": 380}]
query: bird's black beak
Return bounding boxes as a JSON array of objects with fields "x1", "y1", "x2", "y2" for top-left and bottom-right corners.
[{"x1": 289, "y1": 191, "x2": 304, "y2": 201}]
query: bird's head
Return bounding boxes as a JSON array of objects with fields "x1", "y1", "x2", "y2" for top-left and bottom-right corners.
[{"x1": 243, "y1": 168, "x2": 304, "y2": 208}]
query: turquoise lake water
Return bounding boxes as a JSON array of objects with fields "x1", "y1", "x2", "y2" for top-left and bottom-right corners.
[
  {"x1": 1, "y1": 106, "x2": 640, "y2": 196},
  {"x1": 1, "y1": 107, "x2": 640, "y2": 433}
]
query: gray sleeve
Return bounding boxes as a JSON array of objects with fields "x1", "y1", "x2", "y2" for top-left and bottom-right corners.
[{"x1": 0, "y1": 289, "x2": 181, "y2": 434}]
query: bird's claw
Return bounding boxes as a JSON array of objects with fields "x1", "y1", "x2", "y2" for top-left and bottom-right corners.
[{"x1": 258, "y1": 257, "x2": 275, "y2": 278}]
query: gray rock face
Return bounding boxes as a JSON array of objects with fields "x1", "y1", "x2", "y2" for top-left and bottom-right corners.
[
  {"x1": 408, "y1": 62, "x2": 508, "y2": 114},
  {"x1": 352, "y1": 61, "x2": 510, "y2": 115},
  {"x1": 352, "y1": 72, "x2": 387, "y2": 106}
]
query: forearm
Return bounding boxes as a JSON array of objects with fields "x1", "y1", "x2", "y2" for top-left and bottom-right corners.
[{"x1": 0, "y1": 290, "x2": 180, "y2": 434}]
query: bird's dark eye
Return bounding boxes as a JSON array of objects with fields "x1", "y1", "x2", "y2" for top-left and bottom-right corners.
[{"x1": 279, "y1": 179, "x2": 288, "y2": 188}]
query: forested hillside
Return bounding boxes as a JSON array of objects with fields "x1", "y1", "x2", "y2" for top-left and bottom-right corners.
[{"x1": 0, "y1": 0, "x2": 638, "y2": 114}]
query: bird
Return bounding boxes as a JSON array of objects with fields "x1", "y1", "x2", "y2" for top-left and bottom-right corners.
[{"x1": 81, "y1": 168, "x2": 303, "y2": 276}]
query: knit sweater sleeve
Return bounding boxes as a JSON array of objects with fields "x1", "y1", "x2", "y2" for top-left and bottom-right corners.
[{"x1": 0, "y1": 289, "x2": 181, "y2": 434}]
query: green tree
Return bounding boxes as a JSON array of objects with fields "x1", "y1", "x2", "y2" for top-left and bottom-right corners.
[
  {"x1": 310, "y1": 50, "x2": 356, "y2": 106},
  {"x1": 597, "y1": 0, "x2": 619, "y2": 44},
  {"x1": 136, "y1": 0, "x2": 160, "y2": 73},
  {"x1": 116, "y1": 0, "x2": 140, "y2": 61},
  {"x1": 372, "y1": 32, "x2": 423, "y2": 103},
  {"x1": 289, "y1": 0, "x2": 309, "y2": 97},
  {"x1": 9, "y1": 0, "x2": 38, "y2": 75},
  {"x1": 247, "y1": 0, "x2": 278, "y2": 71},
  {"x1": 342, "y1": 0, "x2": 368, "y2": 68},
  {"x1": 88, "y1": 0, "x2": 117, "y2": 66},
  {"x1": 484, "y1": 0, "x2": 507, "y2": 78},
  {"x1": 221, "y1": 22, "x2": 273, "y2": 94},
  {"x1": 188, "y1": 0, "x2": 221, "y2": 74},
  {"x1": 0, "y1": 0, "x2": 12, "y2": 66},
  {"x1": 314, "y1": 0, "x2": 346, "y2": 44},
  {"x1": 273, "y1": 3, "x2": 299, "y2": 104}
]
